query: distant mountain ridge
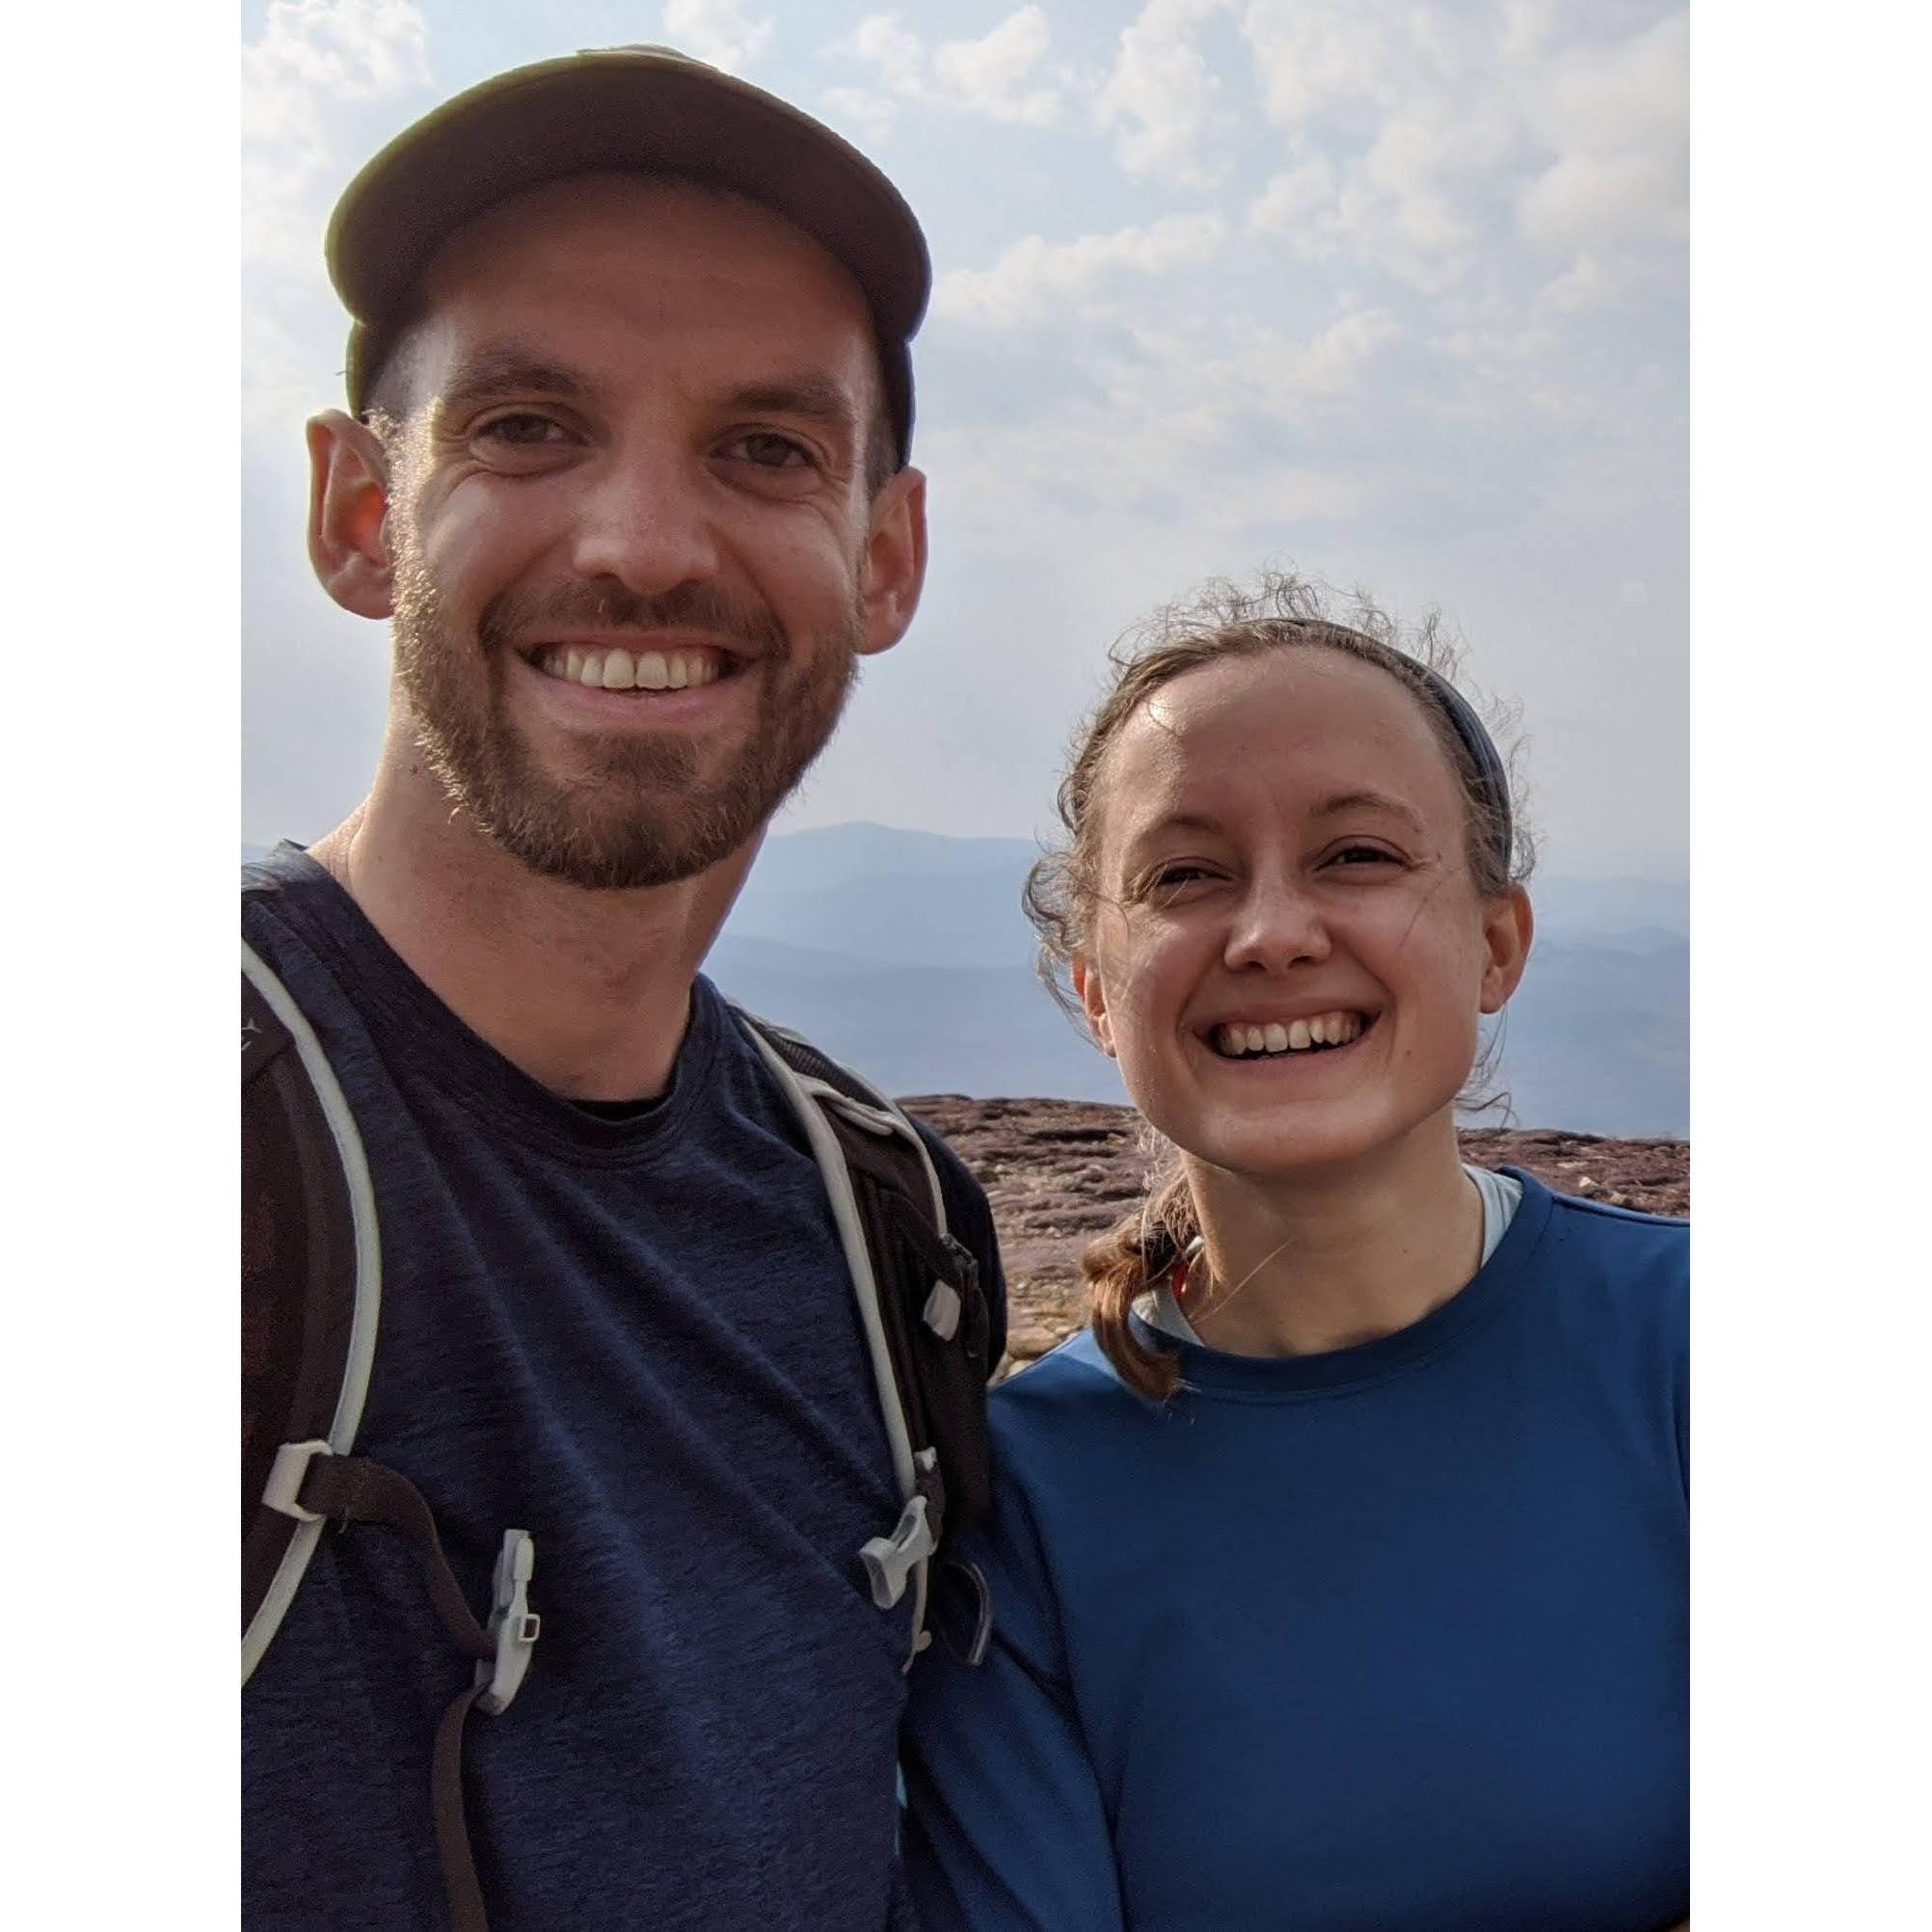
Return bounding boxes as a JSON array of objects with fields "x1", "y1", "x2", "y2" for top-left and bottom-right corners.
[{"x1": 240, "y1": 823, "x2": 1688, "y2": 1136}]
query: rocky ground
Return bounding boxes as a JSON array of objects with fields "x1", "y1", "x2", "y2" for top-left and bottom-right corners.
[{"x1": 900, "y1": 1095, "x2": 1689, "y2": 1371}]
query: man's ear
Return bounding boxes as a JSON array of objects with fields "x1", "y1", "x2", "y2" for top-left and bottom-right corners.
[
  {"x1": 855, "y1": 466, "x2": 926, "y2": 657},
  {"x1": 307, "y1": 411, "x2": 396, "y2": 619},
  {"x1": 1477, "y1": 885, "x2": 1534, "y2": 1015},
  {"x1": 1070, "y1": 953, "x2": 1117, "y2": 1059}
]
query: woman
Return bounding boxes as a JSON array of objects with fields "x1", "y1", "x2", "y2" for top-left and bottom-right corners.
[{"x1": 902, "y1": 575, "x2": 1688, "y2": 1931}]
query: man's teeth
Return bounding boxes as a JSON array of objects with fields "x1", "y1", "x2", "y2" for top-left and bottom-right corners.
[
  {"x1": 1213, "y1": 1012, "x2": 1366, "y2": 1058},
  {"x1": 534, "y1": 646, "x2": 725, "y2": 692}
]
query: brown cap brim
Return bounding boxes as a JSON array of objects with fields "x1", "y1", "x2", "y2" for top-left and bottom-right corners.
[{"x1": 327, "y1": 46, "x2": 927, "y2": 463}]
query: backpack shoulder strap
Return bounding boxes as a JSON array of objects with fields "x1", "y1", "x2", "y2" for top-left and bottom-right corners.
[
  {"x1": 241, "y1": 938, "x2": 383, "y2": 1681},
  {"x1": 733, "y1": 1008, "x2": 993, "y2": 1668}
]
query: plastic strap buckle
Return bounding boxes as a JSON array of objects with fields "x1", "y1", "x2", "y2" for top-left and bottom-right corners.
[
  {"x1": 475, "y1": 1530, "x2": 541, "y2": 1715},
  {"x1": 858, "y1": 1471, "x2": 941, "y2": 1612},
  {"x1": 262, "y1": 1439, "x2": 335, "y2": 1523}
]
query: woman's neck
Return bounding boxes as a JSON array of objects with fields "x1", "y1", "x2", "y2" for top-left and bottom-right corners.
[{"x1": 1178, "y1": 1119, "x2": 1484, "y2": 1358}]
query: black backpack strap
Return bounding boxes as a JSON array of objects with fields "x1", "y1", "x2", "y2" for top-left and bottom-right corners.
[
  {"x1": 272, "y1": 1445, "x2": 540, "y2": 1932},
  {"x1": 242, "y1": 935, "x2": 539, "y2": 1930},
  {"x1": 733, "y1": 1009, "x2": 994, "y2": 1668}
]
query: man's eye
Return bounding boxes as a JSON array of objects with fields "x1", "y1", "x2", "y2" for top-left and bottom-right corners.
[
  {"x1": 724, "y1": 431, "x2": 813, "y2": 470},
  {"x1": 475, "y1": 414, "x2": 567, "y2": 447}
]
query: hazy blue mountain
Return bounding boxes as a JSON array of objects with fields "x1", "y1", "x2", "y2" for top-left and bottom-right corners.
[{"x1": 742, "y1": 820, "x2": 1038, "y2": 893}]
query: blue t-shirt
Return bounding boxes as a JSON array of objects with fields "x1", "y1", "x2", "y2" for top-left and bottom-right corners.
[
  {"x1": 241, "y1": 847, "x2": 1004, "y2": 1930},
  {"x1": 903, "y1": 1173, "x2": 1687, "y2": 1932}
]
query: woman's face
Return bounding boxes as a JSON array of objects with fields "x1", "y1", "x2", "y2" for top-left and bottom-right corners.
[{"x1": 1072, "y1": 650, "x2": 1532, "y2": 1181}]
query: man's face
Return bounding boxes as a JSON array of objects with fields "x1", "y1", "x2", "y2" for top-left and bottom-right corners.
[{"x1": 361, "y1": 174, "x2": 916, "y2": 891}]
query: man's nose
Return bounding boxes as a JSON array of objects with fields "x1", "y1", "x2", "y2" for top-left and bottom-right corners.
[
  {"x1": 566, "y1": 445, "x2": 723, "y2": 596},
  {"x1": 1222, "y1": 875, "x2": 1330, "y2": 974}
]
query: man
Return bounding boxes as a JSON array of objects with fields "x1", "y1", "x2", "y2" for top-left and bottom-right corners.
[{"x1": 242, "y1": 47, "x2": 1004, "y2": 1931}]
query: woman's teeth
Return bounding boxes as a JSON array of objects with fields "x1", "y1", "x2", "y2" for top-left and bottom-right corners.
[
  {"x1": 1212, "y1": 1012, "x2": 1366, "y2": 1058},
  {"x1": 534, "y1": 646, "x2": 725, "y2": 692}
]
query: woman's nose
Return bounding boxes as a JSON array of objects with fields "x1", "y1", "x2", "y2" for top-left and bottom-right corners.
[{"x1": 1222, "y1": 879, "x2": 1330, "y2": 974}]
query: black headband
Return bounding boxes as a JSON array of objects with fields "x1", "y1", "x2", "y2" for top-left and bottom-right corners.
[{"x1": 1414, "y1": 666, "x2": 1513, "y2": 876}]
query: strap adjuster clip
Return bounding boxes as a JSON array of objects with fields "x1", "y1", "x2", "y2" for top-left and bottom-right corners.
[
  {"x1": 858, "y1": 1493, "x2": 939, "y2": 1610},
  {"x1": 475, "y1": 1530, "x2": 541, "y2": 1715},
  {"x1": 262, "y1": 1439, "x2": 334, "y2": 1523}
]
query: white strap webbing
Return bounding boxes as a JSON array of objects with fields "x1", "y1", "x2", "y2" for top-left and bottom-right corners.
[
  {"x1": 734, "y1": 1011, "x2": 938, "y2": 1664},
  {"x1": 241, "y1": 940, "x2": 384, "y2": 1685}
]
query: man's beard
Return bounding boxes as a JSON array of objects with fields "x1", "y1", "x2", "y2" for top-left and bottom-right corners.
[{"x1": 389, "y1": 552, "x2": 861, "y2": 892}]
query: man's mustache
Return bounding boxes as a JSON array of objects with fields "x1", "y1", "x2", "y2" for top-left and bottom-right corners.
[{"x1": 479, "y1": 581, "x2": 786, "y2": 657}]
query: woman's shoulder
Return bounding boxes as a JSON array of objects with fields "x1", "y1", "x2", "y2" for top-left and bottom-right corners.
[
  {"x1": 1508, "y1": 1172, "x2": 1687, "y2": 1365},
  {"x1": 994, "y1": 1329, "x2": 1126, "y2": 1411},
  {"x1": 1536, "y1": 1176, "x2": 1687, "y2": 1266},
  {"x1": 988, "y1": 1330, "x2": 1163, "y2": 1456}
]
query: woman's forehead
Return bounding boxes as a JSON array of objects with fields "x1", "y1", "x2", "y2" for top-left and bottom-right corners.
[{"x1": 1109, "y1": 650, "x2": 1449, "y2": 793}]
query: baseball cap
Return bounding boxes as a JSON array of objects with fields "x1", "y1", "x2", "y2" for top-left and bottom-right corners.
[{"x1": 326, "y1": 44, "x2": 930, "y2": 465}]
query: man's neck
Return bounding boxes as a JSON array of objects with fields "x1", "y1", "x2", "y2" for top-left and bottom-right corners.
[
  {"x1": 1179, "y1": 1119, "x2": 1484, "y2": 1358},
  {"x1": 309, "y1": 771, "x2": 762, "y2": 1105}
]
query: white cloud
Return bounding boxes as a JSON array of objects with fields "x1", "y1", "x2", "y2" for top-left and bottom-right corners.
[
  {"x1": 852, "y1": 13, "x2": 925, "y2": 95},
  {"x1": 818, "y1": 84, "x2": 898, "y2": 141},
  {"x1": 1249, "y1": 156, "x2": 1338, "y2": 236},
  {"x1": 1094, "y1": 0, "x2": 1234, "y2": 187},
  {"x1": 661, "y1": 0, "x2": 774, "y2": 73},
  {"x1": 933, "y1": 211, "x2": 1227, "y2": 327},
  {"x1": 1236, "y1": 1, "x2": 1684, "y2": 298},
  {"x1": 1516, "y1": 13, "x2": 1687, "y2": 253},
  {"x1": 934, "y1": 6, "x2": 1060, "y2": 125},
  {"x1": 844, "y1": 8, "x2": 1062, "y2": 130},
  {"x1": 241, "y1": 0, "x2": 431, "y2": 276}
]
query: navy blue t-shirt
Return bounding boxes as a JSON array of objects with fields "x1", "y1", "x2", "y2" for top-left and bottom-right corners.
[
  {"x1": 241, "y1": 847, "x2": 1004, "y2": 1930},
  {"x1": 904, "y1": 1174, "x2": 1687, "y2": 1932}
]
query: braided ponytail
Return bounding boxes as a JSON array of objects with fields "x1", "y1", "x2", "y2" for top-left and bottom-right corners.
[{"x1": 1083, "y1": 1167, "x2": 1198, "y2": 1402}]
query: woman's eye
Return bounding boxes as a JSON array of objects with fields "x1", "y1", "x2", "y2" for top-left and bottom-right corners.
[
  {"x1": 1144, "y1": 863, "x2": 1218, "y2": 896},
  {"x1": 724, "y1": 431, "x2": 813, "y2": 470},
  {"x1": 1328, "y1": 845, "x2": 1401, "y2": 869}
]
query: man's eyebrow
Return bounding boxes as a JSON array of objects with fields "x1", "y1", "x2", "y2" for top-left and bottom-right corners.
[
  {"x1": 435, "y1": 348, "x2": 594, "y2": 415},
  {"x1": 721, "y1": 374, "x2": 860, "y2": 441}
]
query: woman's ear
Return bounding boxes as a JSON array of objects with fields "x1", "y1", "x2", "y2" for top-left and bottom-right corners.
[
  {"x1": 306, "y1": 411, "x2": 395, "y2": 619},
  {"x1": 1071, "y1": 954, "x2": 1117, "y2": 1058},
  {"x1": 1477, "y1": 885, "x2": 1535, "y2": 1015}
]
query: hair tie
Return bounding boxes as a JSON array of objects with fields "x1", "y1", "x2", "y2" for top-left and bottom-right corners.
[{"x1": 1415, "y1": 666, "x2": 1512, "y2": 875}]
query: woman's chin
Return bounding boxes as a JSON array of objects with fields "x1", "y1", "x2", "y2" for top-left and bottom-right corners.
[{"x1": 1172, "y1": 1114, "x2": 1382, "y2": 1182}]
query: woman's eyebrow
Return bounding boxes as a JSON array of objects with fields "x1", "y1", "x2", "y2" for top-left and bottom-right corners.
[
  {"x1": 1309, "y1": 789, "x2": 1427, "y2": 831},
  {"x1": 1122, "y1": 811, "x2": 1224, "y2": 857}
]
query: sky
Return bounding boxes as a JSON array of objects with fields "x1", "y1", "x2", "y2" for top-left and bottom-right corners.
[{"x1": 241, "y1": 0, "x2": 1688, "y2": 878}]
